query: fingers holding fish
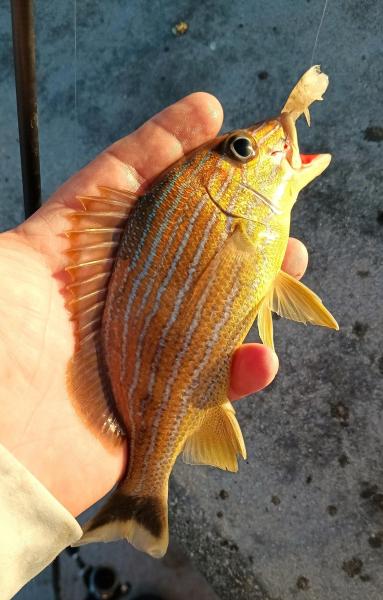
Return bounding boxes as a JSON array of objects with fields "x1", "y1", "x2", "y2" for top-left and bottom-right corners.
[
  {"x1": 105, "y1": 91, "x2": 224, "y2": 188},
  {"x1": 228, "y1": 237, "x2": 307, "y2": 401},
  {"x1": 282, "y1": 237, "x2": 308, "y2": 280},
  {"x1": 16, "y1": 93, "x2": 224, "y2": 274},
  {"x1": 229, "y1": 343, "x2": 279, "y2": 401}
]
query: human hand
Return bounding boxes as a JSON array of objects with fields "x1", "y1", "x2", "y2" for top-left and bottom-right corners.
[{"x1": 0, "y1": 93, "x2": 307, "y2": 517}]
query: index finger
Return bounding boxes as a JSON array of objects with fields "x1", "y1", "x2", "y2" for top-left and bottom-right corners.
[
  {"x1": 282, "y1": 237, "x2": 309, "y2": 280},
  {"x1": 18, "y1": 93, "x2": 224, "y2": 269},
  {"x1": 106, "y1": 92, "x2": 223, "y2": 189}
]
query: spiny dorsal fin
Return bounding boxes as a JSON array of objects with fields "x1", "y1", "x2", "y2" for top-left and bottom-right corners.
[
  {"x1": 183, "y1": 402, "x2": 246, "y2": 472},
  {"x1": 257, "y1": 270, "x2": 339, "y2": 349},
  {"x1": 64, "y1": 187, "x2": 137, "y2": 446}
]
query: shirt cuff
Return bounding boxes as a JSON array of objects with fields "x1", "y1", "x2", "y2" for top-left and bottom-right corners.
[{"x1": 0, "y1": 443, "x2": 83, "y2": 599}]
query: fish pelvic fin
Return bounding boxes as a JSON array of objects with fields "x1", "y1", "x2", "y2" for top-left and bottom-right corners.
[
  {"x1": 75, "y1": 485, "x2": 169, "y2": 559},
  {"x1": 257, "y1": 292, "x2": 275, "y2": 351},
  {"x1": 183, "y1": 402, "x2": 246, "y2": 472},
  {"x1": 64, "y1": 186, "x2": 137, "y2": 447},
  {"x1": 257, "y1": 269, "x2": 339, "y2": 349}
]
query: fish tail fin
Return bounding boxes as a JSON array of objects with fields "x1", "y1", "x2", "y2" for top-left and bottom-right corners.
[{"x1": 74, "y1": 482, "x2": 169, "y2": 558}]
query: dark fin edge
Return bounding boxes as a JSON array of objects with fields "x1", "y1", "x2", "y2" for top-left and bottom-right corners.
[{"x1": 76, "y1": 491, "x2": 169, "y2": 559}]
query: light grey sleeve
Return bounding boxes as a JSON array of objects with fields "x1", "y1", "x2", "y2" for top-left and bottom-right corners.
[{"x1": 0, "y1": 444, "x2": 83, "y2": 599}]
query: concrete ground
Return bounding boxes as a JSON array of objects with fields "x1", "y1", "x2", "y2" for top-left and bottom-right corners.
[
  {"x1": 1, "y1": 0, "x2": 382, "y2": 599},
  {"x1": 13, "y1": 537, "x2": 219, "y2": 600}
]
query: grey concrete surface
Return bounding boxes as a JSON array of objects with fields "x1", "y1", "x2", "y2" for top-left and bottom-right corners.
[
  {"x1": 1, "y1": 0, "x2": 382, "y2": 599},
  {"x1": 14, "y1": 537, "x2": 219, "y2": 600}
]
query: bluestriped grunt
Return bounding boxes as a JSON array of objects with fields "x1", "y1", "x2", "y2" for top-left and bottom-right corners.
[{"x1": 65, "y1": 66, "x2": 338, "y2": 557}]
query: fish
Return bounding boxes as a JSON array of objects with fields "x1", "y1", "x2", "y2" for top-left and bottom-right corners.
[{"x1": 65, "y1": 66, "x2": 338, "y2": 558}]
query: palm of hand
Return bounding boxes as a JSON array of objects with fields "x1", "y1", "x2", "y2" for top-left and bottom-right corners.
[
  {"x1": 0, "y1": 230, "x2": 109, "y2": 516},
  {"x1": 0, "y1": 93, "x2": 307, "y2": 517}
]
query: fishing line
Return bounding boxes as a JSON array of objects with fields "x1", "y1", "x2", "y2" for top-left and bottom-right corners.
[
  {"x1": 50, "y1": 8, "x2": 79, "y2": 597},
  {"x1": 74, "y1": 0, "x2": 78, "y2": 170},
  {"x1": 310, "y1": 0, "x2": 329, "y2": 65}
]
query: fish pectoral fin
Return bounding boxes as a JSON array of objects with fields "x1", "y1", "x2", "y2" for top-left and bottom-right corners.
[
  {"x1": 272, "y1": 270, "x2": 339, "y2": 329},
  {"x1": 182, "y1": 222, "x2": 257, "y2": 312},
  {"x1": 182, "y1": 402, "x2": 246, "y2": 473}
]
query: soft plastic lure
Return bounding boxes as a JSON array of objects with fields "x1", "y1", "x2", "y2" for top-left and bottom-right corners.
[{"x1": 65, "y1": 66, "x2": 338, "y2": 557}]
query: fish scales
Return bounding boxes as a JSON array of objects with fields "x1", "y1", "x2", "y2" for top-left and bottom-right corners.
[
  {"x1": 67, "y1": 67, "x2": 339, "y2": 557},
  {"x1": 105, "y1": 158, "x2": 250, "y2": 486}
]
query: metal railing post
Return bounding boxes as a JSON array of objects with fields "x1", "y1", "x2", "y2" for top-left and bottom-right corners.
[{"x1": 10, "y1": 0, "x2": 41, "y2": 218}]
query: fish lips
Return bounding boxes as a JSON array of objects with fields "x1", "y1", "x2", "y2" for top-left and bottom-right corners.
[
  {"x1": 280, "y1": 113, "x2": 331, "y2": 189},
  {"x1": 292, "y1": 152, "x2": 332, "y2": 190}
]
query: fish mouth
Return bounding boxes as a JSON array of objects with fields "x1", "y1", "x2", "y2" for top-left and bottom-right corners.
[
  {"x1": 288, "y1": 150, "x2": 331, "y2": 172},
  {"x1": 297, "y1": 152, "x2": 331, "y2": 178},
  {"x1": 281, "y1": 113, "x2": 331, "y2": 187},
  {"x1": 300, "y1": 153, "x2": 319, "y2": 164}
]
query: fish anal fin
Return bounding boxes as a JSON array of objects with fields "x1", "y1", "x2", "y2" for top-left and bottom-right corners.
[
  {"x1": 272, "y1": 270, "x2": 339, "y2": 330},
  {"x1": 183, "y1": 402, "x2": 246, "y2": 473},
  {"x1": 76, "y1": 487, "x2": 169, "y2": 559}
]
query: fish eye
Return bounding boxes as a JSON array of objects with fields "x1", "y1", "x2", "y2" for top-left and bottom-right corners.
[{"x1": 228, "y1": 135, "x2": 256, "y2": 162}]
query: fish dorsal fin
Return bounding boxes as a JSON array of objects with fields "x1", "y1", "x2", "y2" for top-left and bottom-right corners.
[
  {"x1": 257, "y1": 270, "x2": 339, "y2": 349},
  {"x1": 183, "y1": 402, "x2": 246, "y2": 473},
  {"x1": 64, "y1": 187, "x2": 137, "y2": 446}
]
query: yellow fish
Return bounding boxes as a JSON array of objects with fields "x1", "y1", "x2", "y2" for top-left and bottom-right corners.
[{"x1": 65, "y1": 66, "x2": 338, "y2": 557}]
